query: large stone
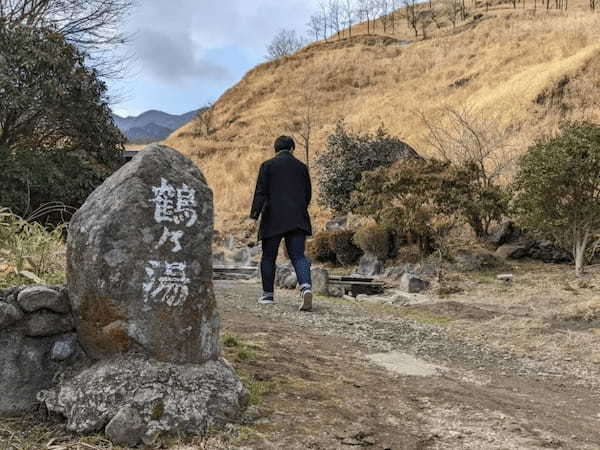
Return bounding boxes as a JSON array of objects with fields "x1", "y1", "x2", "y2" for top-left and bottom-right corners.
[
  {"x1": 495, "y1": 243, "x2": 529, "y2": 260},
  {"x1": 0, "y1": 301, "x2": 23, "y2": 329},
  {"x1": 67, "y1": 144, "x2": 219, "y2": 364},
  {"x1": 51, "y1": 334, "x2": 79, "y2": 361},
  {"x1": 354, "y1": 254, "x2": 384, "y2": 277},
  {"x1": 275, "y1": 263, "x2": 293, "y2": 289},
  {"x1": 283, "y1": 273, "x2": 298, "y2": 290},
  {"x1": 454, "y1": 249, "x2": 501, "y2": 272},
  {"x1": 310, "y1": 267, "x2": 329, "y2": 296},
  {"x1": 17, "y1": 285, "x2": 70, "y2": 314},
  {"x1": 399, "y1": 273, "x2": 430, "y2": 293},
  {"x1": 0, "y1": 331, "x2": 66, "y2": 414},
  {"x1": 39, "y1": 357, "x2": 249, "y2": 445},
  {"x1": 105, "y1": 406, "x2": 145, "y2": 447},
  {"x1": 24, "y1": 311, "x2": 73, "y2": 337}
]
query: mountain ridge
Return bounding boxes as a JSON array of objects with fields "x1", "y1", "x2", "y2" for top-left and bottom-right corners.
[{"x1": 113, "y1": 108, "x2": 203, "y2": 142}]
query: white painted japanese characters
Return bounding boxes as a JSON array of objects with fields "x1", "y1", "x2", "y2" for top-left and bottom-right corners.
[{"x1": 145, "y1": 177, "x2": 198, "y2": 307}]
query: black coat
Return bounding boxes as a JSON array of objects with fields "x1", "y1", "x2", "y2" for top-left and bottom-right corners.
[{"x1": 250, "y1": 151, "x2": 312, "y2": 240}]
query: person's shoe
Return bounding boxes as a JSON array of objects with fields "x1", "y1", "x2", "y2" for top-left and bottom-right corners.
[
  {"x1": 258, "y1": 294, "x2": 274, "y2": 305},
  {"x1": 299, "y1": 288, "x2": 313, "y2": 312}
]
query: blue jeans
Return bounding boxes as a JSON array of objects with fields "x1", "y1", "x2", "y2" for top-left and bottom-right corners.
[{"x1": 261, "y1": 230, "x2": 311, "y2": 294}]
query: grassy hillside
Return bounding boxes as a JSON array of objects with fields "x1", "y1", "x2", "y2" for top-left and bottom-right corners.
[{"x1": 165, "y1": 0, "x2": 600, "y2": 236}]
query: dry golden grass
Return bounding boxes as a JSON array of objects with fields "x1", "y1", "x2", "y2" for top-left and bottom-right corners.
[{"x1": 164, "y1": 0, "x2": 600, "y2": 235}]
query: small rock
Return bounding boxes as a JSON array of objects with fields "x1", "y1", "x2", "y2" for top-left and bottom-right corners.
[
  {"x1": 399, "y1": 273, "x2": 430, "y2": 293},
  {"x1": 24, "y1": 312, "x2": 73, "y2": 337},
  {"x1": 51, "y1": 334, "x2": 79, "y2": 361},
  {"x1": 105, "y1": 405, "x2": 146, "y2": 447},
  {"x1": 0, "y1": 301, "x2": 23, "y2": 329},
  {"x1": 283, "y1": 273, "x2": 298, "y2": 290},
  {"x1": 328, "y1": 286, "x2": 344, "y2": 297},
  {"x1": 311, "y1": 267, "x2": 329, "y2": 296},
  {"x1": 497, "y1": 273, "x2": 514, "y2": 282},
  {"x1": 17, "y1": 285, "x2": 70, "y2": 314}
]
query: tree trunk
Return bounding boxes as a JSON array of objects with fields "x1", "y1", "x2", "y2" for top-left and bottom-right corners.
[{"x1": 574, "y1": 232, "x2": 590, "y2": 276}]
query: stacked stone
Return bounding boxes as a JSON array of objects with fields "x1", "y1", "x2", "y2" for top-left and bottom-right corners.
[{"x1": 0, "y1": 285, "x2": 84, "y2": 415}]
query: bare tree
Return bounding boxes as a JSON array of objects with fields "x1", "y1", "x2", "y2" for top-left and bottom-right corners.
[
  {"x1": 377, "y1": 0, "x2": 390, "y2": 32},
  {"x1": 266, "y1": 29, "x2": 305, "y2": 60},
  {"x1": 197, "y1": 102, "x2": 215, "y2": 138},
  {"x1": 328, "y1": 0, "x2": 342, "y2": 39},
  {"x1": 307, "y1": 14, "x2": 322, "y2": 41},
  {"x1": 419, "y1": 107, "x2": 515, "y2": 191},
  {"x1": 0, "y1": 0, "x2": 137, "y2": 77},
  {"x1": 442, "y1": 0, "x2": 461, "y2": 27},
  {"x1": 318, "y1": 0, "x2": 329, "y2": 40},
  {"x1": 403, "y1": 0, "x2": 419, "y2": 37},
  {"x1": 284, "y1": 83, "x2": 320, "y2": 170},
  {"x1": 357, "y1": 0, "x2": 372, "y2": 34},
  {"x1": 342, "y1": 0, "x2": 355, "y2": 37}
]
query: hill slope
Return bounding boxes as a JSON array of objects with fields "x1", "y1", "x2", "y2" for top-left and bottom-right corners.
[{"x1": 165, "y1": 2, "x2": 600, "y2": 235}]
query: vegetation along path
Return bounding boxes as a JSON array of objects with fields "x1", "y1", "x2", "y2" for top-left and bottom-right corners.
[{"x1": 217, "y1": 279, "x2": 600, "y2": 450}]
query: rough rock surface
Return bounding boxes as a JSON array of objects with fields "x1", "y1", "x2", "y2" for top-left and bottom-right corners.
[
  {"x1": 67, "y1": 144, "x2": 219, "y2": 364},
  {"x1": 283, "y1": 273, "x2": 298, "y2": 290},
  {"x1": 454, "y1": 249, "x2": 502, "y2": 272},
  {"x1": 39, "y1": 357, "x2": 249, "y2": 446},
  {"x1": 17, "y1": 285, "x2": 70, "y2": 314},
  {"x1": 0, "y1": 285, "x2": 83, "y2": 415},
  {"x1": 311, "y1": 267, "x2": 329, "y2": 296},
  {"x1": 399, "y1": 273, "x2": 430, "y2": 293},
  {"x1": 354, "y1": 254, "x2": 384, "y2": 277}
]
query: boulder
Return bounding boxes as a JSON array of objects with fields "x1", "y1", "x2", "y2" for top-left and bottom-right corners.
[
  {"x1": 0, "y1": 301, "x2": 23, "y2": 329},
  {"x1": 66, "y1": 144, "x2": 219, "y2": 364},
  {"x1": 17, "y1": 285, "x2": 70, "y2": 314},
  {"x1": 310, "y1": 267, "x2": 329, "y2": 296},
  {"x1": 24, "y1": 311, "x2": 74, "y2": 337},
  {"x1": 328, "y1": 286, "x2": 344, "y2": 298},
  {"x1": 454, "y1": 249, "x2": 501, "y2": 272},
  {"x1": 495, "y1": 244, "x2": 529, "y2": 260},
  {"x1": 283, "y1": 273, "x2": 298, "y2": 290},
  {"x1": 38, "y1": 357, "x2": 249, "y2": 446},
  {"x1": 399, "y1": 273, "x2": 430, "y2": 293},
  {"x1": 489, "y1": 221, "x2": 520, "y2": 247},
  {"x1": 354, "y1": 254, "x2": 384, "y2": 277},
  {"x1": 275, "y1": 263, "x2": 293, "y2": 289}
]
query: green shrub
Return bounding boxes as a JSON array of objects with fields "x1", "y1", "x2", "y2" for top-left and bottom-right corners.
[
  {"x1": 316, "y1": 121, "x2": 420, "y2": 214},
  {"x1": 307, "y1": 231, "x2": 336, "y2": 263},
  {"x1": 513, "y1": 121, "x2": 600, "y2": 276},
  {"x1": 353, "y1": 224, "x2": 392, "y2": 261},
  {"x1": 328, "y1": 230, "x2": 362, "y2": 266}
]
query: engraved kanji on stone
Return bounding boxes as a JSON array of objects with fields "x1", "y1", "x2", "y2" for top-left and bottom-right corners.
[
  {"x1": 143, "y1": 260, "x2": 190, "y2": 307},
  {"x1": 156, "y1": 227, "x2": 184, "y2": 252},
  {"x1": 150, "y1": 178, "x2": 198, "y2": 227}
]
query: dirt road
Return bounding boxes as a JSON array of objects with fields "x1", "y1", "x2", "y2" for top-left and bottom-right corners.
[{"x1": 216, "y1": 280, "x2": 600, "y2": 450}]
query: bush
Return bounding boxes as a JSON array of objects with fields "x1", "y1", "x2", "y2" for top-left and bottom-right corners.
[
  {"x1": 307, "y1": 231, "x2": 336, "y2": 263},
  {"x1": 316, "y1": 121, "x2": 420, "y2": 214},
  {"x1": 352, "y1": 158, "x2": 460, "y2": 257},
  {"x1": 353, "y1": 224, "x2": 392, "y2": 261},
  {"x1": 513, "y1": 121, "x2": 600, "y2": 276},
  {"x1": 328, "y1": 230, "x2": 363, "y2": 266}
]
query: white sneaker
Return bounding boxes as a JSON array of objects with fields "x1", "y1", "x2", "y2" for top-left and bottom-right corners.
[
  {"x1": 258, "y1": 295, "x2": 274, "y2": 305},
  {"x1": 299, "y1": 289, "x2": 313, "y2": 312}
]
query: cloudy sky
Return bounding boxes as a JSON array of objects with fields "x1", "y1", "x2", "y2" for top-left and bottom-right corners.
[{"x1": 109, "y1": 0, "x2": 319, "y2": 117}]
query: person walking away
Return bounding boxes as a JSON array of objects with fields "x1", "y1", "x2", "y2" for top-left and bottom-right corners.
[{"x1": 249, "y1": 135, "x2": 313, "y2": 311}]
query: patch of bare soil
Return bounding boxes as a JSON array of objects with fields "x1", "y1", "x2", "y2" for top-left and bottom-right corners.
[{"x1": 217, "y1": 279, "x2": 600, "y2": 449}]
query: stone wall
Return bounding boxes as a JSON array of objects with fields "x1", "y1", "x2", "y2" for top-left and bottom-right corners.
[{"x1": 0, "y1": 284, "x2": 86, "y2": 415}]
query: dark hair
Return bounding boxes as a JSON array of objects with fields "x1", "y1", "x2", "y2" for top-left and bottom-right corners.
[{"x1": 274, "y1": 135, "x2": 295, "y2": 152}]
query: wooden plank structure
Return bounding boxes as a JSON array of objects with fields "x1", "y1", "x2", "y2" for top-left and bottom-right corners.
[
  {"x1": 213, "y1": 266, "x2": 256, "y2": 280},
  {"x1": 213, "y1": 267, "x2": 386, "y2": 296},
  {"x1": 328, "y1": 276, "x2": 385, "y2": 296}
]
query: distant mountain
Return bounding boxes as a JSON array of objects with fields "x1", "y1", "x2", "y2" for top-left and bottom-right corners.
[{"x1": 112, "y1": 108, "x2": 203, "y2": 143}]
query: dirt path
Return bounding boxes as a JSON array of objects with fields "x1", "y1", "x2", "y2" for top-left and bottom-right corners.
[{"x1": 216, "y1": 280, "x2": 600, "y2": 450}]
